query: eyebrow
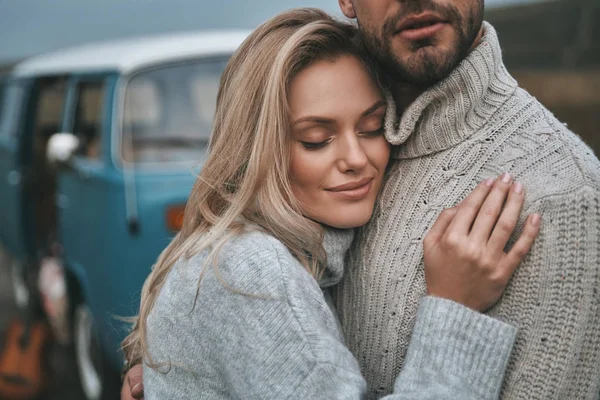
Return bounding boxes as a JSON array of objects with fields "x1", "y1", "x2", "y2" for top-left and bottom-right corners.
[
  {"x1": 291, "y1": 100, "x2": 387, "y2": 127},
  {"x1": 361, "y1": 100, "x2": 387, "y2": 118}
]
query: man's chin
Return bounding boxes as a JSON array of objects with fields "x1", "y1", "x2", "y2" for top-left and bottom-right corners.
[{"x1": 394, "y1": 45, "x2": 460, "y2": 85}]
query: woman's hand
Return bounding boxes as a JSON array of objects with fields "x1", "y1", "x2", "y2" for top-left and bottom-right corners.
[
  {"x1": 121, "y1": 364, "x2": 144, "y2": 400},
  {"x1": 423, "y1": 173, "x2": 541, "y2": 312}
]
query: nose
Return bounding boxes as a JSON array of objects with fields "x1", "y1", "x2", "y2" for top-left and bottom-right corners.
[{"x1": 337, "y1": 133, "x2": 368, "y2": 173}]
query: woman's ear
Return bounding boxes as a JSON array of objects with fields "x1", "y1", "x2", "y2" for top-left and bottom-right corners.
[{"x1": 338, "y1": 0, "x2": 357, "y2": 19}]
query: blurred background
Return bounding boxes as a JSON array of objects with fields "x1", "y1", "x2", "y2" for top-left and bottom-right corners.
[
  {"x1": 2, "y1": 0, "x2": 597, "y2": 154},
  {"x1": 0, "y1": 0, "x2": 598, "y2": 399}
]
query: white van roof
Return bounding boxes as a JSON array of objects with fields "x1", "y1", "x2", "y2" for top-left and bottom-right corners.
[{"x1": 12, "y1": 30, "x2": 249, "y2": 78}]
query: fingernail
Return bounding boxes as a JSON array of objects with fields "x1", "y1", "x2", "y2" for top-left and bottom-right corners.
[
  {"x1": 501, "y1": 172, "x2": 512, "y2": 183},
  {"x1": 484, "y1": 178, "x2": 494, "y2": 187},
  {"x1": 513, "y1": 182, "x2": 523, "y2": 194},
  {"x1": 132, "y1": 382, "x2": 142, "y2": 392},
  {"x1": 531, "y1": 213, "x2": 541, "y2": 227}
]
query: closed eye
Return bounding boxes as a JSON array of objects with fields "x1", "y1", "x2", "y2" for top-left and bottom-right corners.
[
  {"x1": 300, "y1": 139, "x2": 330, "y2": 150},
  {"x1": 360, "y1": 126, "x2": 384, "y2": 137}
]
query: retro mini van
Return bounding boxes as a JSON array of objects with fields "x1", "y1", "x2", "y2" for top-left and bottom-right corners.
[{"x1": 0, "y1": 31, "x2": 248, "y2": 399}]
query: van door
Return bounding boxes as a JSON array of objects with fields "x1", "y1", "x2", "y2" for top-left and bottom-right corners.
[
  {"x1": 0, "y1": 79, "x2": 29, "y2": 258},
  {"x1": 23, "y1": 77, "x2": 69, "y2": 257},
  {"x1": 54, "y1": 74, "x2": 115, "y2": 306}
]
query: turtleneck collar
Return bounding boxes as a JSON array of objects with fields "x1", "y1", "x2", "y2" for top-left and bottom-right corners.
[
  {"x1": 384, "y1": 22, "x2": 518, "y2": 159},
  {"x1": 318, "y1": 227, "x2": 355, "y2": 289}
]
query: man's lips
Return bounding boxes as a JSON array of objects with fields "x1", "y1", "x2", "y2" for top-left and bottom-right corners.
[{"x1": 395, "y1": 13, "x2": 448, "y2": 41}]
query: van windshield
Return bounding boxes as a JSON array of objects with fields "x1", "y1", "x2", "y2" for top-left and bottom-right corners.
[{"x1": 121, "y1": 58, "x2": 228, "y2": 164}]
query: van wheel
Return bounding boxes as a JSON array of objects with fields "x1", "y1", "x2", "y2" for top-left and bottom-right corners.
[
  {"x1": 10, "y1": 259, "x2": 30, "y2": 311},
  {"x1": 73, "y1": 302, "x2": 119, "y2": 400}
]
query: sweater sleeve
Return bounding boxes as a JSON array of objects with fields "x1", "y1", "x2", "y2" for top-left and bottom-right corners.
[
  {"x1": 290, "y1": 296, "x2": 516, "y2": 400},
  {"x1": 143, "y1": 234, "x2": 517, "y2": 399},
  {"x1": 490, "y1": 185, "x2": 600, "y2": 399}
]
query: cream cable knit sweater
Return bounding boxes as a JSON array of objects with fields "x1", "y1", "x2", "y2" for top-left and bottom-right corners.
[{"x1": 334, "y1": 22, "x2": 600, "y2": 400}]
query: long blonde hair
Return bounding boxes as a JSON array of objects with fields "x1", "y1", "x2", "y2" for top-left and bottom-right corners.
[{"x1": 122, "y1": 8, "x2": 378, "y2": 368}]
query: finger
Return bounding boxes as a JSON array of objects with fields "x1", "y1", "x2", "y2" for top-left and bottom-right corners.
[
  {"x1": 448, "y1": 177, "x2": 495, "y2": 235},
  {"x1": 425, "y1": 207, "x2": 458, "y2": 245},
  {"x1": 487, "y1": 181, "x2": 525, "y2": 252},
  {"x1": 469, "y1": 173, "x2": 514, "y2": 240},
  {"x1": 131, "y1": 382, "x2": 144, "y2": 400},
  {"x1": 502, "y1": 213, "x2": 541, "y2": 275},
  {"x1": 120, "y1": 378, "x2": 131, "y2": 400},
  {"x1": 127, "y1": 365, "x2": 144, "y2": 399}
]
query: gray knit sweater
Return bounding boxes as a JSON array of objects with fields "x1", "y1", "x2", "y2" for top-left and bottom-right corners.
[
  {"x1": 144, "y1": 228, "x2": 517, "y2": 399},
  {"x1": 334, "y1": 22, "x2": 600, "y2": 399}
]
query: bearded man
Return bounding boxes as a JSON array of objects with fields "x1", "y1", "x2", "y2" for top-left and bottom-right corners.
[{"x1": 334, "y1": 1, "x2": 600, "y2": 398}]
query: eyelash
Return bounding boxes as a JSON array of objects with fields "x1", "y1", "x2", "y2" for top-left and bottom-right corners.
[
  {"x1": 301, "y1": 140, "x2": 330, "y2": 150},
  {"x1": 300, "y1": 127, "x2": 384, "y2": 151},
  {"x1": 361, "y1": 127, "x2": 385, "y2": 137}
]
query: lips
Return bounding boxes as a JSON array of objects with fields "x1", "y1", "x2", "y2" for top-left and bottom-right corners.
[
  {"x1": 395, "y1": 13, "x2": 448, "y2": 41},
  {"x1": 327, "y1": 177, "x2": 374, "y2": 192},
  {"x1": 326, "y1": 177, "x2": 374, "y2": 201}
]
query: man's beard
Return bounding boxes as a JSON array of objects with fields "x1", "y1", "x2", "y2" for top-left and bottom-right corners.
[{"x1": 357, "y1": 0, "x2": 484, "y2": 88}]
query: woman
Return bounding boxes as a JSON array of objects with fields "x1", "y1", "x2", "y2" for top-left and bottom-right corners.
[{"x1": 122, "y1": 8, "x2": 540, "y2": 399}]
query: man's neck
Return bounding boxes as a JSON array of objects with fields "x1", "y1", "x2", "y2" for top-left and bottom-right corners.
[
  {"x1": 391, "y1": 26, "x2": 486, "y2": 117},
  {"x1": 390, "y1": 83, "x2": 423, "y2": 116}
]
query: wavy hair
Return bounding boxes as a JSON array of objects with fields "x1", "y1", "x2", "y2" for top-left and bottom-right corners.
[{"x1": 122, "y1": 8, "x2": 381, "y2": 369}]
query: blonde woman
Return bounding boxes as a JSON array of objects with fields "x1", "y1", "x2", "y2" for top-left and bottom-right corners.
[{"x1": 122, "y1": 8, "x2": 540, "y2": 399}]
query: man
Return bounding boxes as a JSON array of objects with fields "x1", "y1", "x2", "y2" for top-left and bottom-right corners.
[
  {"x1": 332, "y1": 0, "x2": 600, "y2": 398},
  {"x1": 123, "y1": 1, "x2": 600, "y2": 398}
]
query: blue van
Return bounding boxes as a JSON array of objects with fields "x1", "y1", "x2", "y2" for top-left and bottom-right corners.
[{"x1": 0, "y1": 31, "x2": 248, "y2": 399}]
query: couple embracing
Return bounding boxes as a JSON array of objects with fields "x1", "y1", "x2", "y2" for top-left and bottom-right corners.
[{"x1": 122, "y1": 1, "x2": 600, "y2": 399}]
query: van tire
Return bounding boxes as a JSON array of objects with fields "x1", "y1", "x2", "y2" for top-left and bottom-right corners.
[
  {"x1": 70, "y1": 291, "x2": 120, "y2": 400},
  {"x1": 7, "y1": 255, "x2": 30, "y2": 311}
]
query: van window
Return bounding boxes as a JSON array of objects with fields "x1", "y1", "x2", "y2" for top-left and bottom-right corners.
[
  {"x1": 121, "y1": 58, "x2": 228, "y2": 164},
  {"x1": 0, "y1": 82, "x2": 25, "y2": 138},
  {"x1": 73, "y1": 80, "x2": 105, "y2": 160},
  {"x1": 33, "y1": 78, "x2": 68, "y2": 142}
]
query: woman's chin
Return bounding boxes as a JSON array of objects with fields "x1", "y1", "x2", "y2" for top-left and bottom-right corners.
[{"x1": 317, "y1": 211, "x2": 374, "y2": 230}]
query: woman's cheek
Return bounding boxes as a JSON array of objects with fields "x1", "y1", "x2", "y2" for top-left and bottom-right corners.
[
  {"x1": 365, "y1": 137, "x2": 391, "y2": 170},
  {"x1": 290, "y1": 149, "x2": 320, "y2": 197}
]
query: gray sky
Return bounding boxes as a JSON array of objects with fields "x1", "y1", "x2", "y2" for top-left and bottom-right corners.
[{"x1": 0, "y1": 0, "x2": 544, "y2": 63}]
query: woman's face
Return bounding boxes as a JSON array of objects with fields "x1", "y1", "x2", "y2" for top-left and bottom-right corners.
[{"x1": 288, "y1": 54, "x2": 390, "y2": 229}]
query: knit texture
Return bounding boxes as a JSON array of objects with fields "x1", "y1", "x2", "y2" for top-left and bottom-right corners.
[
  {"x1": 143, "y1": 227, "x2": 517, "y2": 399},
  {"x1": 334, "y1": 22, "x2": 600, "y2": 400}
]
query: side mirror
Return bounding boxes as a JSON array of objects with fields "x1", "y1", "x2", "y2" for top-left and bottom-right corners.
[{"x1": 47, "y1": 133, "x2": 80, "y2": 166}]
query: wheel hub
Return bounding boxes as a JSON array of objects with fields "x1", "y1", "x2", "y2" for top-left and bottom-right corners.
[{"x1": 74, "y1": 304, "x2": 103, "y2": 400}]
